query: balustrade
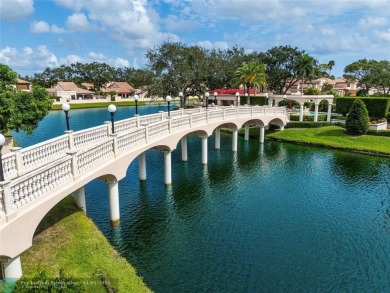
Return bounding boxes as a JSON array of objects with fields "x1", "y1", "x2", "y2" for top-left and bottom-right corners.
[{"x1": 0, "y1": 106, "x2": 288, "y2": 217}]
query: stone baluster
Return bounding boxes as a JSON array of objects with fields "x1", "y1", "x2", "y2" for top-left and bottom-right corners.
[
  {"x1": 65, "y1": 130, "x2": 75, "y2": 151},
  {"x1": 0, "y1": 180, "x2": 12, "y2": 215},
  {"x1": 110, "y1": 133, "x2": 118, "y2": 155},
  {"x1": 66, "y1": 150, "x2": 79, "y2": 178},
  {"x1": 10, "y1": 147, "x2": 25, "y2": 177},
  {"x1": 145, "y1": 125, "x2": 149, "y2": 143}
]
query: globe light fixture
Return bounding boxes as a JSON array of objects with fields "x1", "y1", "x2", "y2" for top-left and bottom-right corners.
[
  {"x1": 108, "y1": 104, "x2": 117, "y2": 134},
  {"x1": 179, "y1": 92, "x2": 184, "y2": 108},
  {"x1": 133, "y1": 94, "x2": 139, "y2": 115},
  {"x1": 205, "y1": 92, "x2": 210, "y2": 109},
  {"x1": 61, "y1": 103, "x2": 71, "y2": 131},
  {"x1": 166, "y1": 95, "x2": 172, "y2": 117}
]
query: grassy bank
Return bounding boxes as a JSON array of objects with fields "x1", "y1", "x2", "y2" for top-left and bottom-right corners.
[
  {"x1": 267, "y1": 126, "x2": 390, "y2": 156},
  {"x1": 18, "y1": 196, "x2": 152, "y2": 292}
]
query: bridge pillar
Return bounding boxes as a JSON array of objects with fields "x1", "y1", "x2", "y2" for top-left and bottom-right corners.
[
  {"x1": 1, "y1": 255, "x2": 22, "y2": 280},
  {"x1": 279, "y1": 125, "x2": 284, "y2": 131},
  {"x1": 314, "y1": 103, "x2": 319, "y2": 122},
  {"x1": 327, "y1": 103, "x2": 332, "y2": 122},
  {"x1": 163, "y1": 151, "x2": 172, "y2": 185},
  {"x1": 108, "y1": 180, "x2": 120, "y2": 225},
  {"x1": 201, "y1": 136, "x2": 208, "y2": 164},
  {"x1": 232, "y1": 129, "x2": 238, "y2": 152},
  {"x1": 181, "y1": 136, "x2": 188, "y2": 161},
  {"x1": 139, "y1": 152, "x2": 147, "y2": 181},
  {"x1": 244, "y1": 124, "x2": 249, "y2": 141},
  {"x1": 215, "y1": 128, "x2": 220, "y2": 149},
  {"x1": 299, "y1": 104, "x2": 304, "y2": 121},
  {"x1": 259, "y1": 126, "x2": 265, "y2": 143},
  {"x1": 74, "y1": 187, "x2": 86, "y2": 212}
]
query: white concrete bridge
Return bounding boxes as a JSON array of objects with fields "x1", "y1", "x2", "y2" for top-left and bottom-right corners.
[{"x1": 0, "y1": 105, "x2": 288, "y2": 280}]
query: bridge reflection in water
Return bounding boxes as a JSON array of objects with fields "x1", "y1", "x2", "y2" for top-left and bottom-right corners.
[{"x1": 0, "y1": 105, "x2": 288, "y2": 280}]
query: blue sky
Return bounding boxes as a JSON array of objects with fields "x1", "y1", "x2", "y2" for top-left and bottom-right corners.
[{"x1": 1, "y1": 0, "x2": 389, "y2": 78}]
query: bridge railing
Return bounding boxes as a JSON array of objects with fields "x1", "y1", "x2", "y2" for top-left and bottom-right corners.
[{"x1": 0, "y1": 106, "x2": 287, "y2": 218}]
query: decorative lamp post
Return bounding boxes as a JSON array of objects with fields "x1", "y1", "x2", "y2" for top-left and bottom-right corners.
[
  {"x1": 264, "y1": 93, "x2": 269, "y2": 106},
  {"x1": 205, "y1": 92, "x2": 209, "y2": 109},
  {"x1": 61, "y1": 103, "x2": 70, "y2": 131},
  {"x1": 213, "y1": 92, "x2": 218, "y2": 105},
  {"x1": 133, "y1": 94, "x2": 139, "y2": 115},
  {"x1": 179, "y1": 92, "x2": 184, "y2": 108},
  {"x1": 283, "y1": 94, "x2": 287, "y2": 108},
  {"x1": 0, "y1": 133, "x2": 5, "y2": 181},
  {"x1": 235, "y1": 92, "x2": 240, "y2": 106},
  {"x1": 245, "y1": 92, "x2": 249, "y2": 105},
  {"x1": 108, "y1": 104, "x2": 117, "y2": 134},
  {"x1": 166, "y1": 95, "x2": 172, "y2": 117}
]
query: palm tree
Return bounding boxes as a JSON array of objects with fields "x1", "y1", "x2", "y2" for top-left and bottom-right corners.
[
  {"x1": 327, "y1": 60, "x2": 335, "y2": 76},
  {"x1": 294, "y1": 54, "x2": 315, "y2": 96},
  {"x1": 233, "y1": 62, "x2": 267, "y2": 103}
]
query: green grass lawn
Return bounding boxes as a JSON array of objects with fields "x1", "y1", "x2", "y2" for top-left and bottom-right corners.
[
  {"x1": 267, "y1": 126, "x2": 390, "y2": 155},
  {"x1": 18, "y1": 196, "x2": 152, "y2": 292}
]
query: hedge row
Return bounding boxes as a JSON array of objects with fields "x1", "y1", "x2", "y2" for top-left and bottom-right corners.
[
  {"x1": 289, "y1": 113, "x2": 327, "y2": 121},
  {"x1": 239, "y1": 96, "x2": 266, "y2": 106},
  {"x1": 285, "y1": 121, "x2": 335, "y2": 128},
  {"x1": 335, "y1": 97, "x2": 390, "y2": 119},
  {"x1": 366, "y1": 129, "x2": 390, "y2": 137}
]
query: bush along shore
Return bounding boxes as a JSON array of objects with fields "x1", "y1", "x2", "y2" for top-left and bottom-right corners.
[{"x1": 11, "y1": 196, "x2": 152, "y2": 293}]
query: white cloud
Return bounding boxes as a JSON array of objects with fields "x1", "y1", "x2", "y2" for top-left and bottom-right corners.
[
  {"x1": 0, "y1": 0, "x2": 34, "y2": 21},
  {"x1": 114, "y1": 57, "x2": 130, "y2": 68},
  {"x1": 30, "y1": 21, "x2": 66, "y2": 33},
  {"x1": 376, "y1": 29, "x2": 390, "y2": 42},
  {"x1": 359, "y1": 17, "x2": 388, "y2": 29},
  {"x1": 66, "y1": 13, "x2": 90, "y2": 32},
  {"x1": 196, "y1": 41, "x2": 229, "y2": 50},
  {"x1": 30, "y1": 21, "x2": 50, "y2": 33}
]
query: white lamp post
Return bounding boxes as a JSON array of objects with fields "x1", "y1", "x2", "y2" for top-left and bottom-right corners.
[
  {"x1": 108, "y1": 104, "x2": 117, "y2": 133},
  {"x1": 133, "y1": 94, "x2": 139, "y2": 115},
  {"x1": 205, "y1": 92, "x2": 210, "y2": 109},
  {"x1": 235, "y1": 92, "x2": 240, "y2": 106},
  {"x1": 213, "y1": 92, "x2": 218, "y2": 105},
  {"x1": 166, "y1": 95, "x2": 172, "y2": 117},
  {"x1": 0, "y1": 133, "x2": 5, "y2": 181},
  {"x1": 179, "y1": 92, "x2": 184, "y2": 108},
  {"x1": 245, "y1": 92, "x2": 249, "y2": 105},
  {"x1": 61, "y1": 103, "x2": 70, "y2": 131}
]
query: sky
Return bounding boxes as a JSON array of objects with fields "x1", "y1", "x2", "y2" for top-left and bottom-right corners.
[{"x1": 0, "y1": 0, "x2": 390, "y2": 78}]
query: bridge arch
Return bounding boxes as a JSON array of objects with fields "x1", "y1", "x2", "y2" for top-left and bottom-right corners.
[{"x1": 0, "y1": 105, "x2": 289, "y2": 280}]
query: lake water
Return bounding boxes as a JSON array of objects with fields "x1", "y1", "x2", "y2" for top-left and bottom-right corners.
[{"x1": 12, "y1": 106, "x2": 390, "y2": 292}]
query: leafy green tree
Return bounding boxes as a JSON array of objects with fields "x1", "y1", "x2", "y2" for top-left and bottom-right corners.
[
  {"x1": 0, "y1": 64, "x2": 52, "y2": 134},
  {"x1": 343, "y1": 59, "x2": 377, "y2": 93},
  {"x1": 321, "y1": 82, "x2": 333, "y2": 93},
  {"x1": 263, "y1": 46, "x2": 317, "y2": 94},
  {"x1": 233, "y1": 62, "x2": 267, "y2": 94},
  {"x1": 345, "y1": 99, "x2": 369, "y2": 135},
  {"x1": 108, "y1": 90, "x2": 117, "y2": 101},
  {"x1": 146, "y1": 41, "x2": 209, "y2": 106}
]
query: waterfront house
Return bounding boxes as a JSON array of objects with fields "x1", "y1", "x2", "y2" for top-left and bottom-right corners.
[
  {"x1": 15, "y1": 78, "x2": 32, "y2": 92},
  {"x1": 48, "y1": 82, "x2": 96, "y2": 104},
  {"x1": 102, "y1": 82, "x2": 135, "y2": 101}
]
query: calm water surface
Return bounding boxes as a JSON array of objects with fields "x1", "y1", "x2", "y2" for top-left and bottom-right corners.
[{"x1": 13, "y1": 106, "x2": 390, "y2": 292}]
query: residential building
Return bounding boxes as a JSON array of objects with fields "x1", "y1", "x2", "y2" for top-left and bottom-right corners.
[
  {"x1": 48, "y1": 82, "x2": 97, "y2": 104},
  {"x1": 16, "y1": 78, "x2": 32, "y2": 92},
  {"x1": 102, "y1": 82, "x2": 135, "y2": 101}
]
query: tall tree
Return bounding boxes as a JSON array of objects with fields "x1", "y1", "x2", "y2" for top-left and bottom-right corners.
[
  {"x1": 327, "y1": 60, "x2": 335, "y2": 76},
  {"x1": 146, "y1": 41, "x2": 209, "y2": 106},
  {"x1": 263, "y1": 46, "x2": 312, "y2": 94},
  {"x1": 294, "y1": 54, "x2": 316, "y2": 95},
  {"x1": 233, "y1": 62, "x2": 267, "y2": 94},
  {"x1": 343, "y1": 59, "x2": 377, "y2": 93},
  {"x1": 0, "y1": 64, "x2": 52, "y2": 134}
]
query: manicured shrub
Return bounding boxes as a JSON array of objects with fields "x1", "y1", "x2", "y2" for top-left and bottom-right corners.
[{"x1": 345, "y1": 99, "x2": 369, "y2": 135}]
